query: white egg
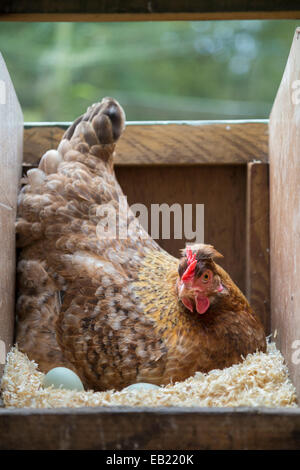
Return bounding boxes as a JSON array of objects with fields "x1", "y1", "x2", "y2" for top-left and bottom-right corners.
[
  {"x1": 123, "y1": 382, "x2": 161, "y2": 391},
  {"x1": 43, "y1": 367, "x2": 84, "y2": 391}
]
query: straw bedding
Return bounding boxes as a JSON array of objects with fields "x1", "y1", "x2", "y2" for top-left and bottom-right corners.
[{"x1": 0, "y1": 341, "x2": 298, "y2": 408}]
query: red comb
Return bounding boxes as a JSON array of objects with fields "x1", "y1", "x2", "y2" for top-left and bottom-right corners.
[{"x1": 181, "y1": 247, "x2": 197, "y2": 282}]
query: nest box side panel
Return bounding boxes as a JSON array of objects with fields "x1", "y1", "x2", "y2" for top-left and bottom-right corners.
[
  {"x1": 269, "y1": 27, "x2": 300, "y2": 397},
  {"x1": 0, "y1": 53, "x2": 23, "y2": 377}
]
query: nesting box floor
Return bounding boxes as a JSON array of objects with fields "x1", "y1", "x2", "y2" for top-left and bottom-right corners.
[{"x1": 0, "y1": 342, "x2": 298, "y2": 409}]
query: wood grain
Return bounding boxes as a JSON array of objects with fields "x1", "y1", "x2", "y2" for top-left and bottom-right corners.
[
  {"x1": 0, "y1": 407, "x2": 299, "y2": 450},
  {"x1": 0, "y1": 0, "x2": 300, "y2": 21},
  {"x1": 24, "y1": 121, "x2": 269, "y2": 167},
  {"x1": 246, "y1": 162, "x2": 270, "y2": 334},
  {"x1": 269, "y1": 27, "x2": 300, "y2": 397},
  {"x1": 0, "y1": 53, "x2": 23, "y2": 378}
]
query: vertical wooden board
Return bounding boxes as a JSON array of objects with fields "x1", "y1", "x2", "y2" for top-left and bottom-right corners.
[
  {"x1": 116, "y1": 165, "x2": 247, "y2": 293},
  {"x1": 0, "y1": 53, "x2": 23, "y2": 377},
  {"x1": 269, "y1": 28, "x2": 300, "y2": 396},
  {"x1": 246, "y1": 162, "x2": 270, "y2": 333}
]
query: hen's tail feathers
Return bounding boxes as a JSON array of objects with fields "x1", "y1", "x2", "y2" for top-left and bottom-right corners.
[
  {"x1": 37, "y1": 98, "x2": 125, "y2": 174},
  {"x1": 64, "y1": 97, "x2": 126, "y2": 146}
]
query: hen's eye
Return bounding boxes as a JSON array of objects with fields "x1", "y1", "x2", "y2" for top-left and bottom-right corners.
[{"x1": 202, "y1": 272, "x2": 210, "y2": 282}]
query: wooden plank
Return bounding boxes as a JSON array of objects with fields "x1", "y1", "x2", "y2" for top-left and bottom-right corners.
[
  {"x1": 24, "y1": 121, "x2": 269, "y2": 166},
  {"x1": 0, "y1": 407, "x2": 299, "y2": 450},
  {"x1": 269, "y1": 27, "x2": 300, "y2": 397},
  {"x1": 245, "y1": 162, "x2": 270, "y2": 334},
  {"x1": 116, "y1": 165, "x2": 247, "y2": 293},
  {"x1": 0, "y1": 54, "x2": 23, "y2": 378},
  {"x1": 0, "y1": 1, "x2": 300, "y2": 21},
  {"x1": 1, "y1": 12, "x2": 300, "y2": 21}
]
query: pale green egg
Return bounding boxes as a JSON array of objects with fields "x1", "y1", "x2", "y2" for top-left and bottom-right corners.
[
  {"x1": 123, "y1": 382, "x2": 161, "y2": 391},
  {"x1": 43, "y1": 367, "x2": 84, "y2": 391}
]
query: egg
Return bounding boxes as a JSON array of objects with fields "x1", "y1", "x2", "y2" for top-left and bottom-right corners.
[
  {"x1": 123, "y1": 382, "x2": 161, "y2": 391},
  {"x1": 43, "y1": 367, "x2": 84, "y2": 391}
]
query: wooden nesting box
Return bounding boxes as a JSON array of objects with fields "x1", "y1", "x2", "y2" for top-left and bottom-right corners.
[{"x1": 0, "y1": 2, "x2": 300, "y2": 450}]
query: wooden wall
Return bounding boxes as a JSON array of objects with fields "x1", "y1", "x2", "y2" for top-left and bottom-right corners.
[
  {"x1": 0, "y1": 54, "x2": 23, "y2": 377},
  {"x1": 269, "y1": 27, "x2": 300, "y2": 397},
  {"x1": 23, "y1": 121, "x2": 269, "y2": 167}
]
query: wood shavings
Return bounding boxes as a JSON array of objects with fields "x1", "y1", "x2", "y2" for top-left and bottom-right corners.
[{"x1": 0, "y1": 342, "x2": 297, "y2": 409}]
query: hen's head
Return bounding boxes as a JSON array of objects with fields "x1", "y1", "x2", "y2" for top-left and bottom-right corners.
[{"x1": 177, "y1": 244, "x2": 225, "y2": 315}]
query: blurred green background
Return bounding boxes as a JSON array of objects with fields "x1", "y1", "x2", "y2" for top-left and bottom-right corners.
[{"x1": 0, "y1": 20, "x2": 298, "y2": 122}]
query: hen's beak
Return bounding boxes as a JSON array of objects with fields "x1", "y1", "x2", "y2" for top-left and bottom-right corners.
[
  {"x1": 177, "y1": 281, "x2": 194, "y2": 312},
  {"x1": 177, "y1": 278, "x2": 224, "y2": 315},
  {"x1": 177, "y1": 280, "x2": 193, "y2": 299},
  {"x1": 178, "y1": 282, "x2": 186, "y2": 297},
  {"x1": 178, "y1": 281, "x2": 210, "y2": 314}
]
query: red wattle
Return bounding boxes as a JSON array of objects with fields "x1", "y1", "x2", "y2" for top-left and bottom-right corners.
[
  {"x1": 195, "y1": 295, "x2": 210, "y2": 314},
  {"x1": 181, "y1": 297, "x2": 194, "y2": 313}
]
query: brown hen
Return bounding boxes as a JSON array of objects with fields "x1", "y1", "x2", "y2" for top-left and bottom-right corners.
[{"x1": 15, "y1": 98, "x2": 266, "y2": 391}]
